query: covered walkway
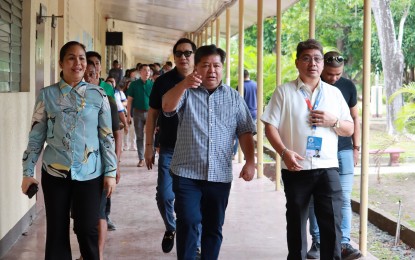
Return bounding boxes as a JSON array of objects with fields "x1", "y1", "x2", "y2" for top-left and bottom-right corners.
[
  {"x1": 3, "y1": 150, "x2": 290, "y2": 259},
  {"x1": 2, "y1": 149, "x2": 377, "y2": 259}
]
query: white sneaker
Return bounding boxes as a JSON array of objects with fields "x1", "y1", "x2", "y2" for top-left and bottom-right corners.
[{"x1": 130, "y1": 147, "x2": 137, "y2": 151}]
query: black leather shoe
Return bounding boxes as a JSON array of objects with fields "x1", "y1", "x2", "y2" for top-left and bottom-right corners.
[
  {"x1": 161, "y1": 230, "x2": 175, "y2": 253},
  {"x1": 306, "y1": 242, "x2": 320, "y2": 259},
  {"x1": 341, "y1": 243, "x2": 362, "y2": 260}
]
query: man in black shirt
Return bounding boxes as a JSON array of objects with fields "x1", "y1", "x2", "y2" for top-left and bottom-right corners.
[
  {"x1": 307, "y1": 51, "x2": 362, "y2": 260},
  {"x1": 144, "y1": 38, "x2": 201, "y2": 256}
]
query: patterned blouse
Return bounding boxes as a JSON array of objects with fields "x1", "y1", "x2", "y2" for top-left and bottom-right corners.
[{"x1": 22, "y1": 79, "x2": 117, "y2": 181}]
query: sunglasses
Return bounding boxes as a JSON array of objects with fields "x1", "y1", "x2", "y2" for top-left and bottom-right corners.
[
  {"x1": 325, "y1": 56, "x2": 344, "y2": 63},
  {"x1": 174, "y1": 50, "x2": 193, "y2": 58}
]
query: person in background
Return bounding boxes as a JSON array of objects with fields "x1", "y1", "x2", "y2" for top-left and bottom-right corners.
[
  {"x1": 306, "y1": 51, "x2": 362, "y2": 260},
  {"x1": 162, "y1": 61, "x2": 173, "y2": 73},
  {"x1": 162, "y1": 44, "x2": 256, "y2": 260},
  {"x1": 144, "y1": 38, "x2": 202, "y2": 256},
  {"x1": 126, "y1": 64, "x2": 153, "y2": 167},
  {"x1": 21, "y1": 41, "x2": 117, "y2": 260},
  {"x1": 107, "y1": 76, "x2": 128, "y2": 137},
  {"x1": 151, "y1": 69, "x2": 161, "y2": 82},
  {"x1": 261, "y1": 39, "x2": 354, "y2": 259},
  {"x1": 233, "y1": 69, "x2": 258, "y2": 158},
  {"x1": 153, "y1": 62, "x2": 162, "y2": 75},
  {"x1": 86, "y1": 51, "x2": 119, "y2": 232},
  {"x1": 108, "y1": 59, "x2": 123, "y2": 86},
  {"x1": 83, "y1": 61, "x2": 122, "y2": 260},
  {"x1": 86, "y1": 51, "x2": 115, "y2": 100},
  {"x1": 118, "y1": 69, "x2": 138, "y2": 151}
]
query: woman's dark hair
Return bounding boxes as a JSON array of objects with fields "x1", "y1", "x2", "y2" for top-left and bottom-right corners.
[
  {"x1": 173, "y1": 38, "x2": 197, "y2": 53},
  {"x1": 59, "y1": 41, "x2": 86, "y2": 62},
  {"x1": 194, "y1": 44, "x2": 226, "y2": 65},
  {"x1": 59, "y1": 41, "x2": 86, "y2": 79},
  {"x1": 296, "y1": 39, "x2": 323, "y2": 59}
]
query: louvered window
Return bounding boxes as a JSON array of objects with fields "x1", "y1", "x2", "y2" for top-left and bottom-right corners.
[{"x1": 0, "y1": 0, "x2": 22, "y2": 92}]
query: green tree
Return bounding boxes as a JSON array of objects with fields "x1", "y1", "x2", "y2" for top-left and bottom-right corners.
[{"x1": 389, "y1": 82, "x2": 415, "y2": 134}]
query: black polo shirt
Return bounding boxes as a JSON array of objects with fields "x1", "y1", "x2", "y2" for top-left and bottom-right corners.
[
  {"x1": 329, "y1": 77, "x2": 357, "y2": 151},
  {"x1": 149, "y1": 67, "x2": 184, "y2": 149}
]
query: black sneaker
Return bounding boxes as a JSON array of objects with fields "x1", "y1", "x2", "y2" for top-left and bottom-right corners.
[
  {"x1": 306, "y1": 242, "x2": 320, "y2": 259},
  {"x1": 162, "y1": 230, "x2": 175, "y2": 253},
  {"x1": 195, "y1": 247, "x2": 201, "y2": 260},
  {"x1": 107, "y1": 217, "x2": 116, "y2": 231},
  {"x1": 341, "y1": 243, "x2": 362, "y2": 260}
]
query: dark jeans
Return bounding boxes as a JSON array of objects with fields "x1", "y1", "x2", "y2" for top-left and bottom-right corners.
[
  {"x1": 172, "y1": 174, "x2": 231, "y2": 260},
  {"x1": 282, "y1": 168, "x2": 342, "y2": 260},
  {"x1": 156, "y1": 147, "x2": 176, "y2": 232},
  {"x1": 42, "y1": 168, "x2": 102, "y2": 260}
]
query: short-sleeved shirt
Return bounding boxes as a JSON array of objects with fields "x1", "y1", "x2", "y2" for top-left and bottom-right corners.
[
  {"x1": 114, "y1": 89, "x2": 126, "y2": 112},
  {"x1": 149, "y1": 67, "x2": 183, "y2": 148},
  {"x1": 243, "y1": 79, "x2": 258, "y2": 120},
  {"x1": 22, "y1": 79, "x2": 117, "y2": 180},
  {"x1": 330, "y1": 77, "x2": 357, "y2": 151},
  {"x1": 261, "y1": 78, "x2": 353, "y2": 170},
  {"x1": 164, "y1": 83, "x2": 256, "y2": 183},
  {"x1": 126, "y1": 79, "x2": 153, "y2": 110},
  {"x1": 99, "y1": 79, "x2": 115, "y2": 99}
]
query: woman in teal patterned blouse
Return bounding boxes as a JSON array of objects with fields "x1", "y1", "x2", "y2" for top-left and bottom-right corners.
[{"x1": 21, "y1": 41, "x2": 117, "y2": 260}]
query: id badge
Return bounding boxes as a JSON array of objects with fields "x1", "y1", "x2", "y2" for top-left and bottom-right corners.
[{"x1": 306, "y1": 136, "x2": 322, "y2": 158}]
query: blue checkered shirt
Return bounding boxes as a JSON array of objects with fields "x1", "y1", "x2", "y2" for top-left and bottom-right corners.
[{"x1": 164, "y1": 83, "x2": 255, "y2": 183}]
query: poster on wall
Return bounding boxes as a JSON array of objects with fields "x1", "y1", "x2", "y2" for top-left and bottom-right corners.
[{"x1": 83, "y1": 31, "x2": 93, "y2": 51}]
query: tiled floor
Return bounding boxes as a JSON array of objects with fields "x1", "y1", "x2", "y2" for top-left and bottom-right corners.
[{"x1": 2, "y1": 150, "x2": 374, "y2": 260}]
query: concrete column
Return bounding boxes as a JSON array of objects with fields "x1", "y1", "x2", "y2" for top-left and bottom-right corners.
[
  {"x1": 216, "y1": 17, "x2": 220, "y2": 46},
  {"x1": 360, "y1": 0, "x2": 372, "y2": 255},
  {"x1": 275, "y1": 0, "x2": 282, "y2": 190},
  {"x1": 256, "y1": 0, "x2": 264, "y2": 178},
  {"x1": 309, "y1": 0, "x2": 315, "y2": 38},
  {"x1": 237, "y1": 0, "x2": 245, "y2": 162}
]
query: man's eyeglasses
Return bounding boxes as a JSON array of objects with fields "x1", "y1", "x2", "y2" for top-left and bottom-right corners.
[
  {"x1": 325, "y1": 56, "x2": 344, "y2": 64},
  {"x1": 174, "y1": 51, "x2": 193, "y2": 58},
  {"x1": 299, "y1": 56, "x2": 324, "y2": 64}
]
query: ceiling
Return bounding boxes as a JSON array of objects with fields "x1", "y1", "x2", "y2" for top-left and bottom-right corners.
[{"x1": 99, "y1": 0, "x2": 299, "y2": 64}]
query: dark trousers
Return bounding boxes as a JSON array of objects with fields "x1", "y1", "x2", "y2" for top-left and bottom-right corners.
[
  {"x1": 281, "y1": 168, "x2": 342, "y2": 260},
  {"x1": 172, "y1": 174, "x2": 231, "y2": 260},
  {"x1": 42, "y1": 169, "x2": 103, "y2": 260}
]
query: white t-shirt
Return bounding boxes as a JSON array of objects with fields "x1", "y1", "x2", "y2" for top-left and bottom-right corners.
[
  {"x1": 261, "y1": 78, "x2": 353, "y2": 170},
  {"x1": 114, "y1": 89, "x2": 126, "y2": 112}
]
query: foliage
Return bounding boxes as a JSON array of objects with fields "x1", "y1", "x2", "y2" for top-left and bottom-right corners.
[
  {"x1": 389, "y1": 82, "x2": 415, "y2": 134},
  {"x1": 225, "y1": 42, "x2": 298, "y2": 105}
]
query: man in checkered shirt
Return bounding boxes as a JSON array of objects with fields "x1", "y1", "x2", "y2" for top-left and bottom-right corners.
[{"x1": 162, "y1": 44, "x2": 256, "y2": 260}]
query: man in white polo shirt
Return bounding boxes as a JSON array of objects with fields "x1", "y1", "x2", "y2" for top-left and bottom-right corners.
[{"x1": 261, "y1": 39, "x2": 354, "y2": 260}]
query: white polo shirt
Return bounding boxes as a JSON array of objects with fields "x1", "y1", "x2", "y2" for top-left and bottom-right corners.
[{"x1": 261, "y1": 78, "x2": 353, "y2": 170}]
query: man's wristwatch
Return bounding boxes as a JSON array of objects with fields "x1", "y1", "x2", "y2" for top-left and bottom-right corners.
[
  {"x1": 353, "y1": 145, "x2": 360, "y2": 151},
  {"x1": 332, "y1": 118, "x2": 340, "y2": 128}
]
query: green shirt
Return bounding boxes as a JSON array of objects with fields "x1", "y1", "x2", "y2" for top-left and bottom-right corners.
[
  {"x1": 99, "y1": 79, "x2": 115, "y2": 99},
  {"x1": 126, "y1": 79, "x2": 153, "y2": 110}
]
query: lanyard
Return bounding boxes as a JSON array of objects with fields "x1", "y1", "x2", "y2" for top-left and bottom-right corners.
[{"x1": 300, "y1": 83, "x2": 323, "y2": 130}]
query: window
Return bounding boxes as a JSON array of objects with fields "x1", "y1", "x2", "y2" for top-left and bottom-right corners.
[{"x1": 0, "y1": 0, "x2": 22, "y2": 92}]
